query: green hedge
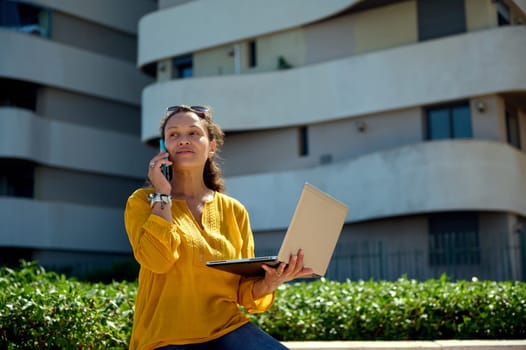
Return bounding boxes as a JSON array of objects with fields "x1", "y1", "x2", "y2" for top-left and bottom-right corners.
[
  {"x1": 0, "y1": 261, "x2": 135, "y2": 349},
  {"x1": 250, "y1": 276, "x2": 526, "y2": 340},
  {"x1": 1, "y1": 262, "x2": 525, "y2": 349}
]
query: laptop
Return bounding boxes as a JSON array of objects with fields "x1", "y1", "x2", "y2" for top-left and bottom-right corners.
[{"x1": 206, "y1": 183, "x2": 349, "y2": 277}]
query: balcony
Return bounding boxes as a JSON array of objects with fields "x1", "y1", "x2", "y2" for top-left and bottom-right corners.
[
  {"x1": 225, "y1": 140, "x2": 526, "y2": 231},
  {"x1": 0, "y1": 107, "x2": 152, "y2": 177},
  {"x1": 0, "y1": 29, "x2": 151, "y2": 105},
  {"x1": 138, "y1": 0, "x2": 356, "y2": 67},
  {"x1": 0, "y1": 197, "x2": 130, "y2": 253},
  {"x1": 141, "y1": 26, "x2": 526, "y2": 141}
]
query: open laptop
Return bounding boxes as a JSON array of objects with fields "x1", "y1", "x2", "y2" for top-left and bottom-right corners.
[{"x1": 206, "y1": 183, "x2": 349, "y2": 277}]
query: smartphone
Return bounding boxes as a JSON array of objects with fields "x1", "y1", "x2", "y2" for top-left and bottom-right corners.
[{"x1": 159, "y1": 139, "x2": 172, "y2": 181}]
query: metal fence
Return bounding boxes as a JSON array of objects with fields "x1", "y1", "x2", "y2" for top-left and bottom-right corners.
[
  {"x1": 256, "y1": 230, "x2": 525, "y2": 282},
  {"x1": 329, "y1": 240, "x2": 523, "y2": 281}
]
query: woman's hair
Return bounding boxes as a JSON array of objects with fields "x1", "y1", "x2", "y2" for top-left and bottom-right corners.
[{"x1": 159, "y1": 105, "x2": 225, "y2": 193}]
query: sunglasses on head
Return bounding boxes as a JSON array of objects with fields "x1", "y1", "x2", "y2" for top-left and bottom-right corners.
[{"x1": 166, "y1": 105, "x2": 209, "y2": 117}]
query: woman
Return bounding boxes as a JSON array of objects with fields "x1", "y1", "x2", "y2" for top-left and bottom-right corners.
[{"x1": 124, "y1": 105, "x2": 313, "y2": 350}]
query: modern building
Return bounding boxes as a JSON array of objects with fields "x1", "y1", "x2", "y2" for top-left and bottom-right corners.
[
  {"x1": 1, "y1": 0, "x2": 525, "y2": 282},
  {"x1": 139, "y1": 0, "x2": 526, "y2": 281},
  {"x1": 0, "y1": 0, "x2": 156, "y2": 276}
]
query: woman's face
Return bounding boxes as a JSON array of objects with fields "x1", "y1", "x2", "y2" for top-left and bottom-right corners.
[{"x1": 163, "y1": 111, "x2": 216, "y2": 170}]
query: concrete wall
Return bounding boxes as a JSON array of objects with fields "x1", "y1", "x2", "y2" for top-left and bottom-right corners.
[
  {"x1": 470, "y1": 95, "x2": 507, "y2": 142},
  {"x1": 222, "y1": 128, "x2": 306, "y2": 177},
  {"x1": 308, "y1": 107, "x2": 423, "y2": 166},
  {"x1": 222, "y1": 107, "x2": 424, "y2": 176},
  {"x1": 194, "y1": 45, "x2": 238, "y2": 77},
  {"x1": 478, "y1": 213, "x2": 513, "y2": 279},
  {"x1": 304, "y1": 1, "x2": 417, "y2": 65},
  {"x1": 34, "y1": 167, "x2": 143, "y2": 207},
  {"x1": 252, "y1": 28, "x2": 306, "y2": 73},
  {"x1": 27, "y1": 0, "x2": 155, "y2": 34},
  {"x1": 51, "y1": 11, "x2": 137, "y2": 62},
  {"x1": 465, "y1": 0, "x2": 498, "y2": 31},
  {"x1": 37, "y1": 87, "x2": 140, "y2": 134}
]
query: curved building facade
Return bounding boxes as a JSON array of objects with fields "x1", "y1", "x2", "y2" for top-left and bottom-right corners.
[
  {"x1": 0, "y1": 0, "x2": 156, "y2": 276},
  {"x1": 138, "y1": 0, "x2": 526, "y2": 281}
]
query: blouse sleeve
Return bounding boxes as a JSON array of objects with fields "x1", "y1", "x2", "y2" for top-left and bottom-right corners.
[
  {"x1": 238, "y1": 278, "x2": 275, "y2": 313},
  {"x1": 233, "y1": 201, "x2": 275, "y2": 313},
  {"x1": 124, "y1": 189, "x2": 182, "y2": 274}
]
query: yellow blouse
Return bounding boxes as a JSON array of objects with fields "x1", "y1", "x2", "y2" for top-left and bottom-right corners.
[{"x1": 124, "y1": 188, "x2": 274, "y2": 350}]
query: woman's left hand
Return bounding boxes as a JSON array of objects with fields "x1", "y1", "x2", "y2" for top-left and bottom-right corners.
[{"x1": 253, "y1": 249, "x2": 314, "y2": 298}]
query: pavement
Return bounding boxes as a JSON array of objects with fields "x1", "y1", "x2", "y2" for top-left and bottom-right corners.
[{"x1": 281, "y1": 340, "x2": 526, "y2": 350}]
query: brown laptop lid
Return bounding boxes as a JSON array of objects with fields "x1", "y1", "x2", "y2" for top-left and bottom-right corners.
[{"x1": 277, "y1": 183, "x2": 349, "y2": 277}]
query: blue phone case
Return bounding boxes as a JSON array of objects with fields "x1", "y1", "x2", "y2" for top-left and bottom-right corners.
[{"x1": 159, "y1": 139, "x2": 172, "y2": 180}]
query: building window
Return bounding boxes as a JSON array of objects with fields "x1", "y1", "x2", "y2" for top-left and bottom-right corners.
[
  {"x1": 298, "y1": 126, "x2": 309, "y2": 156},
  {"x1": 0, "y1": 0, "x2": 51, "y2": 37},
  {"x1": 429, "y1": 212, "x2": 480, "y2": 266},
  {"x1": 172, "y1": 55, "x2": 193, "y2": 79},
  {"x1": 505, "y1": 107, "x2": 521, "y2": 149},
  {"x1": 417, "y1": 0, "x2": 466, "y2": 41},
  {"x1": 426, "y1": 102, "x2": 472, "y2": 140},
  {"x1": 0, "y1": 159, "x2": 34, "y2": 198},
  {"x1": 0, "y1": 78, "x2": 38, "y2": 111},
  {"x1": 248, "y1": 40, "x2": 257, "y2": 68},
  {"x1": 497, "y1": 0, "x2": 510, "y2": 26}
]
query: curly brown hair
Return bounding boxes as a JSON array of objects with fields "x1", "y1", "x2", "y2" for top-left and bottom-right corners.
[{"x1": 159, "y1": 105, "x2": 225, "y2": 193}]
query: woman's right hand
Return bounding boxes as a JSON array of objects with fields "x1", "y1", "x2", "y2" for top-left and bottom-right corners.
[{"x1": 147, "y1": 151, "x2": 173, "y2": 194}]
